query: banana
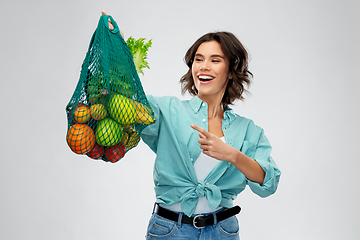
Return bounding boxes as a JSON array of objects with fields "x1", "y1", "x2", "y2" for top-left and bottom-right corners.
[
  {"x1": 129, "y1": 99, "x2": 155, "y2": 124},
  {"x1": 132, "y1": 100, "x2": 152, "y2": 113},
  {"x1": 135, "y1": 110, "x2": 155, "y2": 124}
]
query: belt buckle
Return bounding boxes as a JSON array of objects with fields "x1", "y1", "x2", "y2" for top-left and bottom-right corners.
[{"x1": 193, "y1": 214, "x2": 205, "y2": 229}]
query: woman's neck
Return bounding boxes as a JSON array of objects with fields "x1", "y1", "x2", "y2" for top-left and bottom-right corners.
[
  {"x1": 208, "y1": 100, "x2": 224, "y2": 120},
  {"x1": 198, "y1": 94, "x2": 224, "y2": 120}
]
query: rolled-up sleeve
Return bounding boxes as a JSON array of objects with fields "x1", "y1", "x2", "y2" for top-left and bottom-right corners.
[
  {"x1": 247, "y1": 129, "x2": 281, "y2": 197},
  {"x1": 140, "y1": 95, "x2": 161, "y2": 153}
]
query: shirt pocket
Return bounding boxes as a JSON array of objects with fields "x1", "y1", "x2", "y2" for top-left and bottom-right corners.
[
  {"x1": 146, "y1": 214, "x2": 178, "y2": 239},
  {"x1": 240, "y1": 141, "x2": 257, "y2": 158}
]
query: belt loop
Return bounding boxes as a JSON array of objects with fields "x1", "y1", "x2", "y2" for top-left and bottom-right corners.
[
  {"x1": 212, "y1": 212, "x2": 218, "y2": 225},
  {"x1": 152, "y1": 203, "x2": 157, "y2": 214},
  {"x1": 177, "y1": 212, "x2": 183, "y2": 227}
]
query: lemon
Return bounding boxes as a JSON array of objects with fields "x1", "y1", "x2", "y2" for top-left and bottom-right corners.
[{"x1": 108, "y1": 94, "x2": 136, "y2": 125}]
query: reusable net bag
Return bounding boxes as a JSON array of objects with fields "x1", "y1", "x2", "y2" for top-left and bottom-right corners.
[{"x1": 66, "y1": 15, "x2": 154, "y2": 163}]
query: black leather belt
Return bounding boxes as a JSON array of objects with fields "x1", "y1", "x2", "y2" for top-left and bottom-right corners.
[{"x1": 154, "y1": 204, "x2": 241, "y2": 229}]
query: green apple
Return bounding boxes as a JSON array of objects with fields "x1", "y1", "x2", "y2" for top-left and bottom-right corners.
[
  {"x1": 109, "y1": 69, "x2": 135, "y2": 95},
  {"x1": 95, "y1": 118, "x2": 123, "y2": 146},
  {"x1": 108, "y1": 94, "x2": 136, "y2": 125},
  {"x1": 118, "y1": 81, "x2": 136, "y2": 96}
]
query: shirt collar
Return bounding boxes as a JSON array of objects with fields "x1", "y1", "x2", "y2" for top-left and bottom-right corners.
[
  {"x1": 189, "y1": 96, "x2": 237, "y2": 121},
  {"x1": 224, "y1": 106, "x2": 236, "y2": 123},
  {"x1": 189, "y1": 96, "x2": 204, "y2": 114}
]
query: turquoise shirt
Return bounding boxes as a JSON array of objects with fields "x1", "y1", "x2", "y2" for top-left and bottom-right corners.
[{"x1": 140, "y1": 95, "x2": 281, "y2": 217}]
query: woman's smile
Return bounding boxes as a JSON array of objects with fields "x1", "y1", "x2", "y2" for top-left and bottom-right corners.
[{"x1": 197, "y1": 73, "x2": 215, "y2": 84}]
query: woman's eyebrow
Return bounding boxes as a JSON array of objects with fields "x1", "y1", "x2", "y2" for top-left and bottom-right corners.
[
  {"x1": 211, "y1": 54, "x2": 225, "y2": 59},
  {"x1": 194, "y1": 53, "x2": 225, "y2": 59}
]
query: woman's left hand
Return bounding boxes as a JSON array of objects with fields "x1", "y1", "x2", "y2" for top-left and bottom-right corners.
[{"x1": 191, "y1": 124, "x2": 237, "y2": 162}]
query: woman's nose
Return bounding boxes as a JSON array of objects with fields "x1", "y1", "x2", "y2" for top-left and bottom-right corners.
[{"x1": 200, "y1": 61, "x2": 210, "y2": 71}]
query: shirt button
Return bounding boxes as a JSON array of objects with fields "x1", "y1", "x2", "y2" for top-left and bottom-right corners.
[
  {"x1": 191, "y1": 158, "x2": 193, "y2": 161},
  {"x1": 202, "y1": 119, "x2": 206, "y2": 122},
  {"x1": 202, "y1": 103, "x2": 206, "y2": 107},
  {"x1": 195, "y1": 108, "x2": 198, "y2": 111},
  {"x1": 229, "y1": 141, "x2": 232, "y2": 145}
]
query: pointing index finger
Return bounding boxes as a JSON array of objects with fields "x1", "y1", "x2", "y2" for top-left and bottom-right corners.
[{"x1": 191, "y1": 124, "x2": 211, "y2": 138}]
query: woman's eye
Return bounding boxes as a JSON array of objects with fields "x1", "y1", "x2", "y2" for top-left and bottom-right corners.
[
  {"x1": 195, "y1": 58, "x2": 203, "y2": 62},
  {"x1": 212, "y1": 59, "x2": 220, "y2": 63}
]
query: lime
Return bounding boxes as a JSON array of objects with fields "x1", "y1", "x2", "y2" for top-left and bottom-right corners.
[{"x1": 95, "y1": 118, "x2": 123, "y2": 147}]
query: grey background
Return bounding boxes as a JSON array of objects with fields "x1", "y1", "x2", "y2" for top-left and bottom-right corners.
[{"x1": 1, "y1": 0, "x2": 359, "y2": 239}]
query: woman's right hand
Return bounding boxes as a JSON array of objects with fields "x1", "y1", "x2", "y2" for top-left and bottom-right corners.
[{"x1": 101, "y1": 10, "x2": 124, "y2": 38}]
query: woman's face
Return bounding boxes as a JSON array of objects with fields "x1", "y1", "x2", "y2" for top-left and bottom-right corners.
[{"x1": 192, "y1": 41, "x2": 232, "y2": 103}]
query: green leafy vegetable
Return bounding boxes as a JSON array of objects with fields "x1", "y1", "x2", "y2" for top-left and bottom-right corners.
[{"x1": 126, "y1": 36, "x2": 152, "y2": 75}]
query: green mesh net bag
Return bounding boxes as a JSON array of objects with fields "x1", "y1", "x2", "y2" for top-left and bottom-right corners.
[{"x1": 66, "y1": 15, "x2": 154, "y2": 163}]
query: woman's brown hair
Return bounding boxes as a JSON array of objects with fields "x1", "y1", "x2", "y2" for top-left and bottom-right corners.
[{"x1": 180, "y1": 32, "x2": 252, "y2": 107}]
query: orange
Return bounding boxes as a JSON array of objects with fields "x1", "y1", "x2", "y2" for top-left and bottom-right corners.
[
  {"x1": 90, "y1": 103, "x2": 107, "y2": 121},
  {"x1": 74, "y1": 105, "x2": 90, "y2": 123},
  {"x1": 66, "y1": 123, "x2": 95, "y2": 154}
]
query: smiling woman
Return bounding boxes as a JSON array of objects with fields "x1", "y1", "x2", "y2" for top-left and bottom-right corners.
[
  {"x1": 140, "y1": 31, "x2": 281, "y2": 240},
  {"x1": 101, "y1": 12, "x2": 281, "y2": 240}
]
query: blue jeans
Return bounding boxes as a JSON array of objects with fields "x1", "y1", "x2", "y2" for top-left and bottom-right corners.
[{"x1": 145, "y1": 207, "x2": 240, "y2": 239}]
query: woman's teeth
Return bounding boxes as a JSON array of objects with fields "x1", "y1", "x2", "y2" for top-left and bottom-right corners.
[{"x1": 199, "y1": 75, "x2": 214, "y2": 81}]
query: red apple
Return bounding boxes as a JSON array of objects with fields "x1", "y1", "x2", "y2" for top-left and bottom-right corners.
[
  {"x1": 77, "y1": 102, "x2": 86, "y2": 107},
  {"x1": 105, "y1": 144, "x2": 125, "y2": 163},
  {"x1": 86, "y1": 143, "x2": 105, "y2": 159}
]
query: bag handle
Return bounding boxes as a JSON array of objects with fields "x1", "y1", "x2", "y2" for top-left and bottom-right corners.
[
  {"x1": 84, "y1": 15, "x2": 123, "y2": 59},
  {"x1": 102, "y1": 15, "x2": 120, "y2": 36}
]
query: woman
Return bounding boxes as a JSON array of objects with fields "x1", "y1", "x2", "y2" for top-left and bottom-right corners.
[{"x1": 103, "y1": 11, "x2": 281, "y2": 240}]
